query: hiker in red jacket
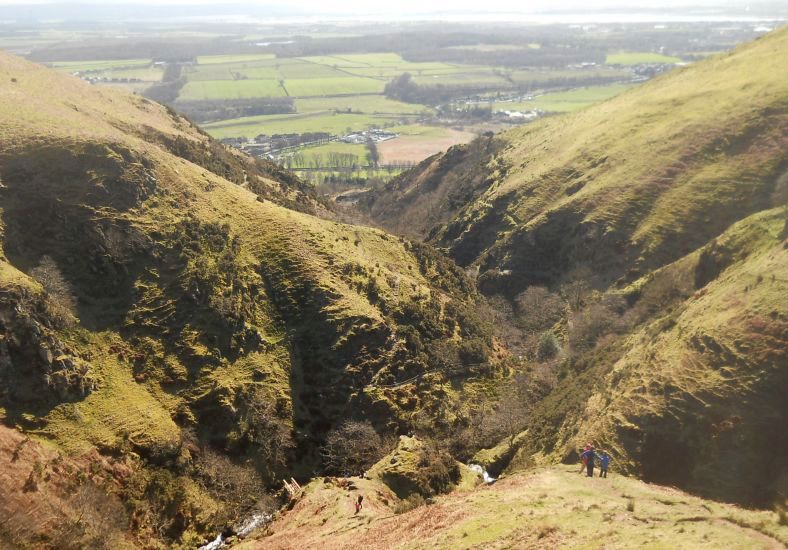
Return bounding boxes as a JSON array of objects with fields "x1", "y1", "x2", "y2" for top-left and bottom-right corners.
[
  {"x1": 354, "y1": 495, "x2": 364, "y2": 514},
  {"x1": 581, "y1": 446, "x2": 598, "y2": 477},
  {"x1": 579, "y1": 443, "x2": 592, "y2": 474}
]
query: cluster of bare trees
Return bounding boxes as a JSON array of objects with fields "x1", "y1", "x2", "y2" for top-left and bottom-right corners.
[
  {"x1": 194, "y1": 448, "x2": 277, "y2": 526},
  {"x1": 321, "y1": 420, "x2": 392, "y2": 476}
]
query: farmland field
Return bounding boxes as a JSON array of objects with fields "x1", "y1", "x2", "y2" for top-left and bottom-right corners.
[
  {"x1": 605, "y1": 52, "x2": 683, "y2": 65},
  {"x1": 290, "y1": 142, "x2": 368, "y2": 168},
  {"x1": 178, "y1": 52, "x2": 468, "y2": 101},
  {"x1": 490, "y1": 83, "x2": 636, "y2": 113},
  {"x1": 143, "y1": 47, "x2": 637, "y2": 169},
  {"x1": 287, "y1": 124, "x2": 478, "y2": 169},
  {"x1": 300, "y1": 53, "x2": 458, "y2": 74},
  {"x1": 412, "y1": 71, "x2": 510, "y2": 87},
  {"x1": 295, "y1": 96, "x2": 431, "y2": 115},
  {"x1": 203, "y1": 112, "x2": 398, "y2": 138},
  {"x1": 508, "y1": 67, "x2": 629, "y2": 87},
  {"x1": 378, "y1": 125, "x2": 476, "y2": 164},
  {"x1": 195, "y1": 54, "x2": 276, "y2": 64},
  {"x1": 283, "y1": 77, "x2": 385, "y2": 96},
  {"x1": 179, "y1": 79, "x2": 287, "y2": 100},
  {"x1": 195, "y1": 48, "x2": 639, "y2": 167}
]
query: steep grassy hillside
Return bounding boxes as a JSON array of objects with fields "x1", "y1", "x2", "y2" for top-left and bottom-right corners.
[
  {"x1": 366, "y1": 28, "x2": 787, "y2": 295},
  {"x1": 359, "y1": 28, "x2": 788, "y2": 508},
  {"x1": 0, "y1": 50, "x2": 318, "y2": 215},
  {"x1": 0, "y1": 52, "x2": 497, "y2": 547},
  {"x1": 245, "y1": 466, "x2": 788, "y2": 549},
  {"x1": 509, "y1": 208, "x2": 787, "y2": 506}
]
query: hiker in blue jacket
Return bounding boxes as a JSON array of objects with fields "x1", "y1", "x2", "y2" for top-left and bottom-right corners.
[
  {"x1": 580, "y1": 446, "x2": 598, "y2": 477},
  {"x1": 599, "y1": 452, "x2": 611, "y2": 478}
]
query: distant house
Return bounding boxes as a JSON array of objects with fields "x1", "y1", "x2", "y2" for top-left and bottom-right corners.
[
  {"x1": 342, "y1": 129, "x2": 397, "y2": 144},
  {"x1": 341, "y1": 134, "x2": 366, "y2": 144},
  {"x1": 498, "y1": 110, "x2": 539, "y2": 121}
]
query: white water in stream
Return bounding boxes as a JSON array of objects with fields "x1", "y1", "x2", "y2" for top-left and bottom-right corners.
[
  {"x1": 198, "y1": 513, "x2": 272, "y2": 550},
  {"x1": 469, "y1": 464, "x2": 496, "y2": 484}
]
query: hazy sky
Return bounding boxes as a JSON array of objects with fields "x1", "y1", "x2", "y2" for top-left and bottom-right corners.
[
  {"x1": 0, "y1": 0, "x2": 777, "y2": 20},
  {"x1": 0, "y1": 0, "x2": 768, "y2": 6}
]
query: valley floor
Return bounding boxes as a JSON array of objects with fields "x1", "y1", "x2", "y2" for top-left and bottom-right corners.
[{"x1": 245, "y1": 466, "x2": 787, "y2": 549}]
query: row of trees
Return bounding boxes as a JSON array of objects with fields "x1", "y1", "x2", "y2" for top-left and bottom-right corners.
[{"x1": 279, "y1": 151, "x2": 418, "y2": 173}]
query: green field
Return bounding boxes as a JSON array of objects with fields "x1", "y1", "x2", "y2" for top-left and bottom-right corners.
[
  {"x1": 178, "y1": 52, "x2": 498, "y2": 102},
  {"x1": 180, "y1": 55, "x2": 386, "y2": 100},
  {"x1": 412, "y1": 71, "x2": 510, "y2": 87},
  {"x1": 289, "y1": 142, "x2": 368, "y2": 168},
  {"x1": 508, "y1": 67, "x2": 629, "y2": 86},
  {"x1": 204, "y1": 111, "x2": 398, "y2": 139},
  {"x1": 301, "y1": 53, "x2": 455, "y2": 71},
  {"x1": 606, "y1": 51, "x2": 683, "y2": 65},
  {"x1": 384, "y1": 123, "x2": 452, "y2": 140},
  {"x1": 182, "y1": 50, "x2": 638, "y2": 151},
  {"x1": 185, "y1": 58, "x2": 347, "y2": 81},
  {"x1": 295, "y1": 95, "x2": 430, "y2": 115},
  {"x1": 195, "y1": 54, "x2": 276, "y2": 65},
  {"x1": 284, "y1": 77, "x2": 385, "y2": 96},
  {"x1": 179, "y1": 79, "x2": 287, "y2": 100},
  {"x1": 491, "y1": 83, "x2": 636, "y2": 113}
]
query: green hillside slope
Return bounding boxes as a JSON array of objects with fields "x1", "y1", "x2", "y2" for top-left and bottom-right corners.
[
  {"x1": 0, "y1": 51, "x2": 496, "y2": 547},
  {"x1": 512, "y1": 208, "x2": 787, "y2": 506},
  {"x1": 360, "y1": 28, "x2": 788, "y2": 507}
]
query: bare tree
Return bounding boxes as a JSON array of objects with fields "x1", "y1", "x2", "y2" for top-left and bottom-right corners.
[
  {"x1": 195, "y1": 448, "x2": 276, "y2": 525},
  {"x1": 481, "y1": 385, "x2": 530, "y2": 450},
  {"x1": 567, "y1": 295, "x2": 627, "y2": 352},
  {"x1": 240, "y1": 391, "x2": 294, "y2": 477},
  {"x1": 321, "y1": 420, "x2": 390, "y2": 476},
  {"x1": 30, "y1": 255, "x2": 77, "y2": 325},
  {"x1": 365, "y1": 138, "x2": 380, "y2": 168},
  {"x1": 514, "y1": 286, "x2": 565, "y2": 333},
  {"x1": 561, "y1": 266, "x2": 593, "y2": 311}
]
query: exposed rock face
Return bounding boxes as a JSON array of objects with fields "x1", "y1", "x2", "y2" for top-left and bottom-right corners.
[{"x1": 0, "y1": 287, "x2": 96, "y2": 405}]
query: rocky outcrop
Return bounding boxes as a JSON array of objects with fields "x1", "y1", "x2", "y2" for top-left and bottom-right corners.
[{"x1": 0, "y1": 286, "x2": 96, "y2": 405}]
